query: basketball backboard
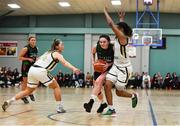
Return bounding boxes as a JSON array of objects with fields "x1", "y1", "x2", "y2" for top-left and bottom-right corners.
[{"x1": 132, "y1": 28, "x2": 162, "y2": 46}]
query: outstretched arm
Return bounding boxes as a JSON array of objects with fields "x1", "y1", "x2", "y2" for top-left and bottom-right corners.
[
  {"x1": 104, "y1": 7, "x2": 127, "y2": 45},
  {"x1": 54, "y1": 52, "x2": 80, "y2": 74}
]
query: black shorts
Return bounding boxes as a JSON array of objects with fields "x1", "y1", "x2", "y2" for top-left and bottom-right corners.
[
  {"x1": 93, "y1": 65, "x2": 112, "y2": 81},
  {"x1": 21, "y1": 64, "x2": 31, "y2": 77}
]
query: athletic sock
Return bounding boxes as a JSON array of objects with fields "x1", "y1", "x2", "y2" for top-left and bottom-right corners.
[
  {"x1": 7, "y1": 97, "x2": 16, "y2": 104},
  {"x1": 90, "y1": 94, "x2": 97, "y2": 101}
]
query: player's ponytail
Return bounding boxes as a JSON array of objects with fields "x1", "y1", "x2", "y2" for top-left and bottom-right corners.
[{"x1": 51, "y1": 39, "x2": 60, "y2": 51}]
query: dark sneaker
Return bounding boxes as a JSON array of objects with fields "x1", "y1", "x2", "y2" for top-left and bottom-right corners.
[
  {"x1": 97, "y1": 103, "x2": 107, "y2": 113},
  {"x1": 132, "y1": 93, "x2": 138, "y2": 108},
  {"x1": 57, "y1": 106, "x2": 66, "y2": 113},
  {"x1": 21, "y1": 97, "x2": 29, "y2": 104},
  {"x1": 2, "y1": 101, "x2": 9, "y2": 111},
  {"x1": 29, "y1": 94, "x2": 35, "y2": 101},
  {"x1": 103, "y1": 109, "x2": 116, "y2": 115},
  {"x1": 83, "y1": 99, "x2": 94, "y2": 113}
]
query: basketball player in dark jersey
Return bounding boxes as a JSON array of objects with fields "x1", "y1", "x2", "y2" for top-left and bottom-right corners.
[
  {"x1": 83, "y1": 34, "x2": 114, "y2": 113},
  {"x1": 19, "y1": 36, "x2": 38, "y2": 104}
]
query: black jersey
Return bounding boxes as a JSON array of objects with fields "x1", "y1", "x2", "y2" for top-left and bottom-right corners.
[
  {"x1": 22, "y1": 44, "x2": 38, "y2": 66},
  {"x1": 96, "y1": 43, "x2": 114, "y2": 63}
]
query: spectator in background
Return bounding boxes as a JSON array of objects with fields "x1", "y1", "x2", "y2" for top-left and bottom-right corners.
[
  {"x1": 157, "y1": 72, "x2": 163, "y2": 89},
  {"x1": 85, "y1": 72, "x2": 93, "y2": 88},
  {"x1": 151, "y1": 73, "x2": 158, "y2": 89},
  {"x1": 172, "y1": 72, "x2": 179, "y2": 89},
  {"x1": 142, "y1": 72, "x2": 151, "y2": 89},
  {"x1": 78, "y1": 71, "x2": 85, "y2": 88},
  {"x1": 64, "y1": 72, "x2": 71, "y2": 87},
  {"x1": 134, "y1": 72, "x2": 143, "y2": 89},
  {"x1": 56, "y1": 70, "x2": 64, "y2": 87},
  {"x1": 163, "y1": 73, "x2": 173, "y2": 90}
]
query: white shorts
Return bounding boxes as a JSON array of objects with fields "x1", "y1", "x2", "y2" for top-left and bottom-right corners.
[
  {"x1": 27, "y1": 66, "x2": 54, "y2": 88},
  {"x1": 106, "y1": 64, "x2": 132, "y2": 90}
]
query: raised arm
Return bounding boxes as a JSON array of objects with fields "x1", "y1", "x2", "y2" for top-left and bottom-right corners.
[{"x1": 104, "y1": 7, "x2": 127, "y2": 45}]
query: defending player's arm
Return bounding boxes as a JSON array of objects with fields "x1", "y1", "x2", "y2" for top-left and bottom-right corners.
[
  {"x1": 53, "y1": 52, "x2": 80, "y2": 74},
  {"x1": 19, "y1": 47, "x2": 34, "y2": 62},
  {"x1": 104, "y1": 7, "x2": 127, "y2": 45}
]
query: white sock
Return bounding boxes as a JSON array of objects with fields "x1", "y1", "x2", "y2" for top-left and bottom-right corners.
[
  {"x1": 100, "y1": 99, "x2": 106, "y2": 104},
  {"x1": 91, "y1": 94, "x2": 97, "y2": 101},
  {"x1": 56, "y1": 101, "x2": 63, "y2": 107},
  {"x1": 132, "y1": 93, "x2": 135, "y2": 98},
  {"x1": 7, "y1": 97, "x2": 16, "y2": 104},
  {"x1": 108, "y1": 105, "x2": 114, "y2": 110}
]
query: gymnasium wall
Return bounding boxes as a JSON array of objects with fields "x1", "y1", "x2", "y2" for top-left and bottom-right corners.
[
  {"x1": 36, "y1": 34, "x2": 84, "y2": 75},
  {"x1": 0, "y1": 13, "x2": 180, "y2": 76}
]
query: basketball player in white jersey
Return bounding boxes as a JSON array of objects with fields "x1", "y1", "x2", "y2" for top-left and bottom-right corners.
[
  {"x1": 103, "y1": 7, "x2": 138, "y2": 115},
  {"x1": 2, "y1": 39, "x2": 80, "y2": 113}
]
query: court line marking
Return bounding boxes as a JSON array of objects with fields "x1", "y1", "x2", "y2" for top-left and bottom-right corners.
[
  {"x1": 47, "y1": 110, "x2": 91, "y2": 126},
  {"x1": 146, "y1": 90, "x2": 158, "y2": 126},
  {"x1": 0, "y1": 109, "x2": 33, "y2": 119}
]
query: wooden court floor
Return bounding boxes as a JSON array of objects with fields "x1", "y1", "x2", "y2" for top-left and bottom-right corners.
[{"x1": 0, "y1": 87, "x2": 180, "y2": 126}]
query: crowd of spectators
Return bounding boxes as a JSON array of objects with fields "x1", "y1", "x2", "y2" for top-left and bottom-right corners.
[
  {"x1": 1, "y1": 66, "x2": 180, "y2": 90},
  {"x1": 127, "y1": 72, "x2": 180, "y2": 90},
  {"x1": 0, "y1": 67, "x2": 21, "y2": 88}
]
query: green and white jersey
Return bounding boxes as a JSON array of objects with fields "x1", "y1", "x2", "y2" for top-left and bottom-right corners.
[
  {"x1": 34, "y1": 51, "x2": 59, "y2": 71},
  {"x1": 114, "y1": 39, "x2": 131, "y2": 67}
]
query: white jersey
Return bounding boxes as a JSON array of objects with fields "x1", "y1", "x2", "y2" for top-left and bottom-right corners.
[
  {"x1": 34, "y1": 51, "x2": 59, "y2": 71},
  {"x1": 114, "y1": 39, "x2": 131, "y2": 67}
]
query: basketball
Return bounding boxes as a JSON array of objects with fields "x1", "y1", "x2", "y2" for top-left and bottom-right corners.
[{"x1": 93, "y1": 59, "x2": 106, "y2": 73}]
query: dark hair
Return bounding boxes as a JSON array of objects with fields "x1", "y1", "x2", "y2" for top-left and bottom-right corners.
[
  {"x1": 28, "y1": 36, "x2": 35, "y2": 41},
  {"x1": 116, "y1": 22, "x2": 132, "y2": 37},
  {"x1": 99, "y1": 34, "x2": 111, "y2": 42},
  {"x1": 51, "y1": 39, "x2": 61, "y2": 51}
]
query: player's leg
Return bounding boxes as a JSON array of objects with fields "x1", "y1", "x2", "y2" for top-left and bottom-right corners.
[
  {"x1": 2, "y1": 87, "x2": 36, "y2": 111},
  {"x1": 48, "y1": 79, "x2": 66, "y2": 113},
  {"x1": 83, "y1": 72, "x2": 107, "y2": 113},
  {"x1": 115, "y1": 66, "x2": 138, "y2": 108},
  {"x1": 103, "y1": 65, "x2": 117, "y2": 115}
]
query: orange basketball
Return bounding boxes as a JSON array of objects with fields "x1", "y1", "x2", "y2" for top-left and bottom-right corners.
[{"x1": 93, "y1": 59, "x2": 106, "y2": 73}]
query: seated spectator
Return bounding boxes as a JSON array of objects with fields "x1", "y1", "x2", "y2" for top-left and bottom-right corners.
[
  {"x1": 56, "y1": 70, "x2": 64, "y2": 87},
  {"x1": 134, "y1": 72, "x2": 143, "y2": 89},
  {"x1": 78, "y1": 71, "x2": 85, "y2": 88},
  {"x1": 151, "y1": 73, "x2": 159, "y2": 89},
  {"x1": 156, "y1": 72, "x2": 163, "y2": 89},
  {"x1": 85, "y1": 72, "x2": 93, "y2": 88},
  {"x1": 64, "y1": 72, "x2": 71, "y2": 87},
  {"x1": 163, "y1": 72, "x2": 173, "y2": 90},
  {"x1": 142, "y1": 72, "x2": 151, "y2": 89},
  {"x1": 172, "y1": 72, "x2": 179, "y2": 89}
]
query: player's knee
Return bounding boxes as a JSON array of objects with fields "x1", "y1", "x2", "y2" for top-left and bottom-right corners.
[{"x1": 115, "y1": 89, "x2": 123, "y2": 95}]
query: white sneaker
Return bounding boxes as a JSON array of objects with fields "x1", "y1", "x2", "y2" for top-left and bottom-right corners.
[{"x1": 57, "y1": 106, "x2": 66, "y2": 113}]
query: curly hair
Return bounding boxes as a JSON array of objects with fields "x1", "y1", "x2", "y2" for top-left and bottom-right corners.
[{"x1": 116, "y1": 22, "x2": 132, "y2": 37}]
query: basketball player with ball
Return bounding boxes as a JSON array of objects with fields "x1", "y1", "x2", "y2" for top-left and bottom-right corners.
[
  {"x1": 83, "y1": 34, "x2": 114, "y2": 113},
  {"x1": 103, "y1": 7, "x2": 138, "y2": 115}
]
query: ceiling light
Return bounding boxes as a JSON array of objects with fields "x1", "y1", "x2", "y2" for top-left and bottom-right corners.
[
  {"x1": 8, "y1": 4, "x2": 20, "y2": 9},
  {"x1": 111, "y1": 0, "x2": 121, "y2": 5},
  {"x1": 58, "y1": 2, "x2": 71, "y2": 7}
]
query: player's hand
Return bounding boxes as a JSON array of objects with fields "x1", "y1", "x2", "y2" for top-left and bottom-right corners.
[
  {"x1": 103, "y1": 63, "x2": 109, "y2": 72},
  {"x1": 118, "y1": 11, "x2": 125, "y2": 22},
  {"x1": 73, "y1": 68, "x2": 80, "y2": 75},
  {"x1": 28, "y1": 58, "x2": 34, "y2": 62}
]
